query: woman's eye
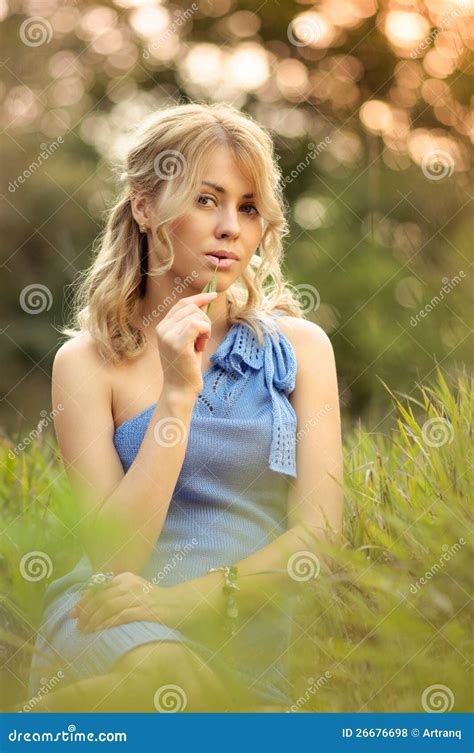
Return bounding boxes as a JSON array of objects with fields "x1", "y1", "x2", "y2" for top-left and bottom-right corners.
[
  {"x1": 197, "y1": 195, "x2": 258, "y2": 215},
  {"x1": 197, "y1": 194, "x2": 215, "y2": 206},
  {"x1": 241, "y1": 204, "x2": 259, "y2": 215}
]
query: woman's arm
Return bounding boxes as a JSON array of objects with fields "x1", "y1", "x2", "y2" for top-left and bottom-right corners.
[
  {"x1": 52, "y1": 292, "x2": 217, "y2": 576},
  {"x1": 167, "y1": 319, "x2": 344, "y2": 625},
  {"x1": 52, "y1": 336, "x2": 198, "y2": 576}
]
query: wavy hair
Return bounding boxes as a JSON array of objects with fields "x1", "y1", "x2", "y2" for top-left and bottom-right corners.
[{"x1": 61, "y1": 102, "x2": 303, "y2": 362}]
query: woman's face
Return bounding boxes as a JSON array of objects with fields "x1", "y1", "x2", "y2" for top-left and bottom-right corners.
[{"x1": 151, "y1": 144, "x2": 265, "y2": 292}]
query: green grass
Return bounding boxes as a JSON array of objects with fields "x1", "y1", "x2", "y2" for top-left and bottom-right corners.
[
  {"x1": 201, "y1": 263, "x2": 218, "y2": 315},
  {"x1": 0, "y1": 368, "x2": 471, "y2": 711}
]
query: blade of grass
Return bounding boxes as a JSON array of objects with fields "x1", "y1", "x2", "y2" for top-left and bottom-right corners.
[{"x1": 201, "y1": 264, "x2": 218, "y2": 315}]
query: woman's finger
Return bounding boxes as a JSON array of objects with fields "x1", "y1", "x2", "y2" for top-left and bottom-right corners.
[
  {"x1": 70, "y1": 582, "x2": 120, "y2": 619},
  {"x1": 163, "y1": 303, "x2": 210, "y2": 327},
  {"x1": 174, "y1": 318, "x2": 211, "y2": 344},
  {"x1": 69, "y1": 593, "x2": 100, "y2": 619},
  {"x1": 80, "y1": 595, "x2": 129, "y2": 633},
  {"x1": 194, "y1": 330, "x2": 210, "y2": 353},
  {"x1": 92, "y1": 606, "x2": 145, "y2": 632}
]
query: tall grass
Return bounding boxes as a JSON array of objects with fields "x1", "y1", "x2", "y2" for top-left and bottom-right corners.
[
  {"x1": 0, "y1": 368, "x2": 471, "y2": 711},
  {"x1": 291, "y1": 368, "x2": 472, "y2": 712}
]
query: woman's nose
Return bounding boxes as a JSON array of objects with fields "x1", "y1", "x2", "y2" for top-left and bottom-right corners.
[{"x1": 215, "y1": 209, "x2": 240, "y2": 238}]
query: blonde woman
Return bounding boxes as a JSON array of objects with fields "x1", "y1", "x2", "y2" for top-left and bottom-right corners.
[{"x1": 26, "y1": 102, "x2": 343, "y2": 713}]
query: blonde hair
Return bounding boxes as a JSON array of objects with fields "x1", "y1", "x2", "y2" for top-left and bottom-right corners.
[{"x1": 61, "y1": 101, "x2": 303, "y2": 362}]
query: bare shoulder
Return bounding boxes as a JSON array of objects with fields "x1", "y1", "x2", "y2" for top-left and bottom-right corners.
[
  {"x1": 274, "y1": 315, "x2": 335, "y2": 368},
  {"x1": 53, "y1": 333, "x2": 109, "y2": 380},
  {"x1": 52, "y1": 333, "x2": 112, "y2": 410}
]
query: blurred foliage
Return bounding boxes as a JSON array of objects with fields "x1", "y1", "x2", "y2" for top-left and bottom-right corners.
[
  {"x1": 0, "y1": 369, "x2": 471, "y2": 710},
  {"x1": 1, "y1": 0, "x2": 473, "y2": 430}
]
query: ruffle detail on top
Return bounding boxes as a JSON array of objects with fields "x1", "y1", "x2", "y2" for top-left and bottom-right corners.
[{"x1": 210, "y1": 317, "x2": 297, "y2": 477}]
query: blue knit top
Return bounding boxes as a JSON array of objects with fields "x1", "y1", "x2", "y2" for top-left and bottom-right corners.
[
  {"x1": 114, "y1": 315, "x2": 298, "y2": 480},
  {"x1": 28, "y1": 315, "x2": 299, "y2": 707}
]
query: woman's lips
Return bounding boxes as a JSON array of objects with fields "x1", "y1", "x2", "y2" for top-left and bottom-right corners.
[{"x1": 205, "y1": 254, "x2": 238, "y2": 268}]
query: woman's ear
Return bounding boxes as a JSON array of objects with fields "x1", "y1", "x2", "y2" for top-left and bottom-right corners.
[{"x1": 130, "y1": 194, "x2": 151, "y2": 228}]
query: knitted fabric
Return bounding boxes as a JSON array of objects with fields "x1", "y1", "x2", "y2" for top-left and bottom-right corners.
[{"x1": 28, "y1": 317, "x2": 298, "y2": 707}]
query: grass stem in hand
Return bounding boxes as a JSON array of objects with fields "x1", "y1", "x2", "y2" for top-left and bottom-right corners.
[{"x1": 201, "y1": 264, "x2": 218, "y2": 315}]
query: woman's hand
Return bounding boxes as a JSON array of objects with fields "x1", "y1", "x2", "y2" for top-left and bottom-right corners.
[
  {"x1": 68, "y1": 572, "x2": 182, "y2": 633},
  {"x1": 156, "y1": 291, "x2": 217, "y2": 397}
]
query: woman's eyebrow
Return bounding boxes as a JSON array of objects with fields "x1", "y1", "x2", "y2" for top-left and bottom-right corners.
[{"x1": 201, "y1": 180, "x2": 254, "y2": 199}]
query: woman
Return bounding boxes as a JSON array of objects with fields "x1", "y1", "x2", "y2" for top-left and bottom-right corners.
[{"x1": 26, "y1": 102, "x2": 343, "y2": 713}]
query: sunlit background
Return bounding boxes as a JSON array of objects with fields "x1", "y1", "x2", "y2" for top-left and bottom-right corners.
[{"x1": 1, "y1": 0, "x2": 473, "y2": 434}]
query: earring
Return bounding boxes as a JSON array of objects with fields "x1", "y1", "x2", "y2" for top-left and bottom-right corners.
[{"x1": 139, "y1": 224, "x2": 148, "y2": 233}]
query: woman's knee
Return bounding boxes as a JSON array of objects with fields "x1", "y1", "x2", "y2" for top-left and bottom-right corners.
[
  {"x1": 112, "y1": 641, "x2": 203, "y2": 679},
  {"x1": 111, "y1": 640, "x2": 229, "y2": 711}
]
